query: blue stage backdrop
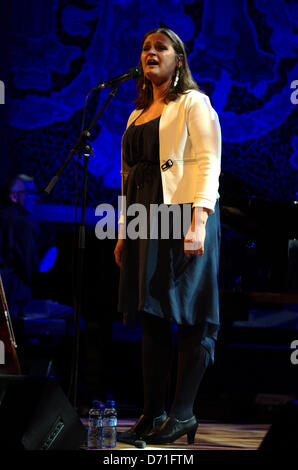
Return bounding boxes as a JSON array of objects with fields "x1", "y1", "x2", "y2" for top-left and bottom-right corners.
[
  {"x1": 0, "y1": 2, "x2": 11, "y2": 188},
  {"x1": 8, "y1": 0, "x2": 298, "y2": 213}
]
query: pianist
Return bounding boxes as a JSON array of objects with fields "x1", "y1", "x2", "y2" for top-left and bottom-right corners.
[{"x1": 0, "y1": 173, "x2": 73, "y2": 321}]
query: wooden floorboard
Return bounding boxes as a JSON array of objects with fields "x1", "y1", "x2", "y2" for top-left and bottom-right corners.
[{"x1": 82, "y1": 418, "x2": 270, "y2": 451}]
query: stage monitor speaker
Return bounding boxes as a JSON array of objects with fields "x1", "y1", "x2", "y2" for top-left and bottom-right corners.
[
  {"x1": 259, "y1": 400, "x2": 298, "y2": 452},
  {"x1": 0, "y1": 375, "x2": 87, "y2": 450}
]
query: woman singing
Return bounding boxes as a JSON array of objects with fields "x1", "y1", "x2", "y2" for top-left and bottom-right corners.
[{"x1": 114, "y1": 27, "x2": 221, "y2": 445}]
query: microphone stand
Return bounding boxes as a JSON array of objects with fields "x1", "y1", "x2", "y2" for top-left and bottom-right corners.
[{"x1": 44, "y1": 86, "x2": 119, "y2": 409}]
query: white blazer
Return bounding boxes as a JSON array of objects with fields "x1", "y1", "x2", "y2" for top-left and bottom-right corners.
[{"x1": 120, "y1": 90, "x2": 221, "y2": 223}]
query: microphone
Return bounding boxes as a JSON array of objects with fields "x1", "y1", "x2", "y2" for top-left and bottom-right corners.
[{"x1": 96, "y1": 66, "x2": 142, "y2": 89}]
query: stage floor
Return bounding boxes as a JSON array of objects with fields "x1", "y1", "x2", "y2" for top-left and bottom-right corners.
[{"x1": 82, "y1": 418, "x2": 270, "y2": 451}]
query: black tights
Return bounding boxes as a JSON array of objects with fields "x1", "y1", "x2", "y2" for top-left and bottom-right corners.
[{"x1": 141, "y1": 313, "x2": 213, "y2": 421}]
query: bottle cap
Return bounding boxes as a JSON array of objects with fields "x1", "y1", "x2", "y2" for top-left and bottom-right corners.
[
  {"x1": 106, "y1": 399, "x2": 115, "y2": 407},
  {"x1": 92, "y1": 400, "x2": 101, "y2": 408}
]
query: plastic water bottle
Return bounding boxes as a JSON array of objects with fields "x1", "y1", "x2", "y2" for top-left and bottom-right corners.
[
  {"x1": 87, "y1": 400, "x2": 104, "y2": 449},
  {"x1": 102, "y1": 400, "x2": 117, "y2": 448}
]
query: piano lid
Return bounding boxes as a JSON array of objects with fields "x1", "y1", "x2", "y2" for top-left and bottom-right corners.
[{"x1": 219, "y1": 172, "x2": 298, "y2": 238}]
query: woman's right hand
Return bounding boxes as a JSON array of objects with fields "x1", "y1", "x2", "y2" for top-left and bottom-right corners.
[{"x1": 114, "y1": 239, "x2": 124, "y2": 267}]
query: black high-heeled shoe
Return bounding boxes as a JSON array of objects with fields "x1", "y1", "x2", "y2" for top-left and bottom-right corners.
[
  {"x1": 117, "y1": 411, "x2": 167, "y2": 443},
  {"x1": 144, "y1": 416, "x2": 198, "y2": 445}
]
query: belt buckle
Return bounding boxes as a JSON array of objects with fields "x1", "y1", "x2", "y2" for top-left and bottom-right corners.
[{"x1": 161, "y1": 159, "x2": 173, "y2": 171}]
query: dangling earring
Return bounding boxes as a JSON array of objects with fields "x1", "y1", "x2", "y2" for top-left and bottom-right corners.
[
  {"x1": 142, "y1": 77, "x2": 146, "y2": 90},
  {"x1": 173, "y1": 68, "x2": 180, "y2": 87}
]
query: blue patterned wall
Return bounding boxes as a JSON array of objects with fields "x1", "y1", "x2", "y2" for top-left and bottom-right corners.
[{"x1": 8, "y1": 0, "x2": 298, "y2": 208}]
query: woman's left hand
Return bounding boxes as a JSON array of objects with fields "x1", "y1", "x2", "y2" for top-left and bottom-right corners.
[{"x1": 184, "y1": 207, "x2": 209, "y2": 257}]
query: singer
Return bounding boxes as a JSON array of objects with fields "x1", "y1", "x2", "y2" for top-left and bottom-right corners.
[{"x1": 114, "y1": 27, "x2": 221, "y2": 445}]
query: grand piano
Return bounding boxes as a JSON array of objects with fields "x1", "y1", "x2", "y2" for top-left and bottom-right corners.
[{"x1": 218, "y1": 171, "x2": 298, "y2": 295}]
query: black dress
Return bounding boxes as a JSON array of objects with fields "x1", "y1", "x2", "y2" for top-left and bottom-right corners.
[{"x1": 118, "y1": 115, "x2": 220, "y2": 340}]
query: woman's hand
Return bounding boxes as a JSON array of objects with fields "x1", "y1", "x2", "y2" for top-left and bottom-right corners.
[
  {"x1": 114, "y1": 223, "x2": 125, "y2": 267},
  {"x1": 184, "y1": 207, "x2": 209, "y2": 257},
  {"x1": 114, "y1": 238, "x2": 124, "y2": 267}
]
